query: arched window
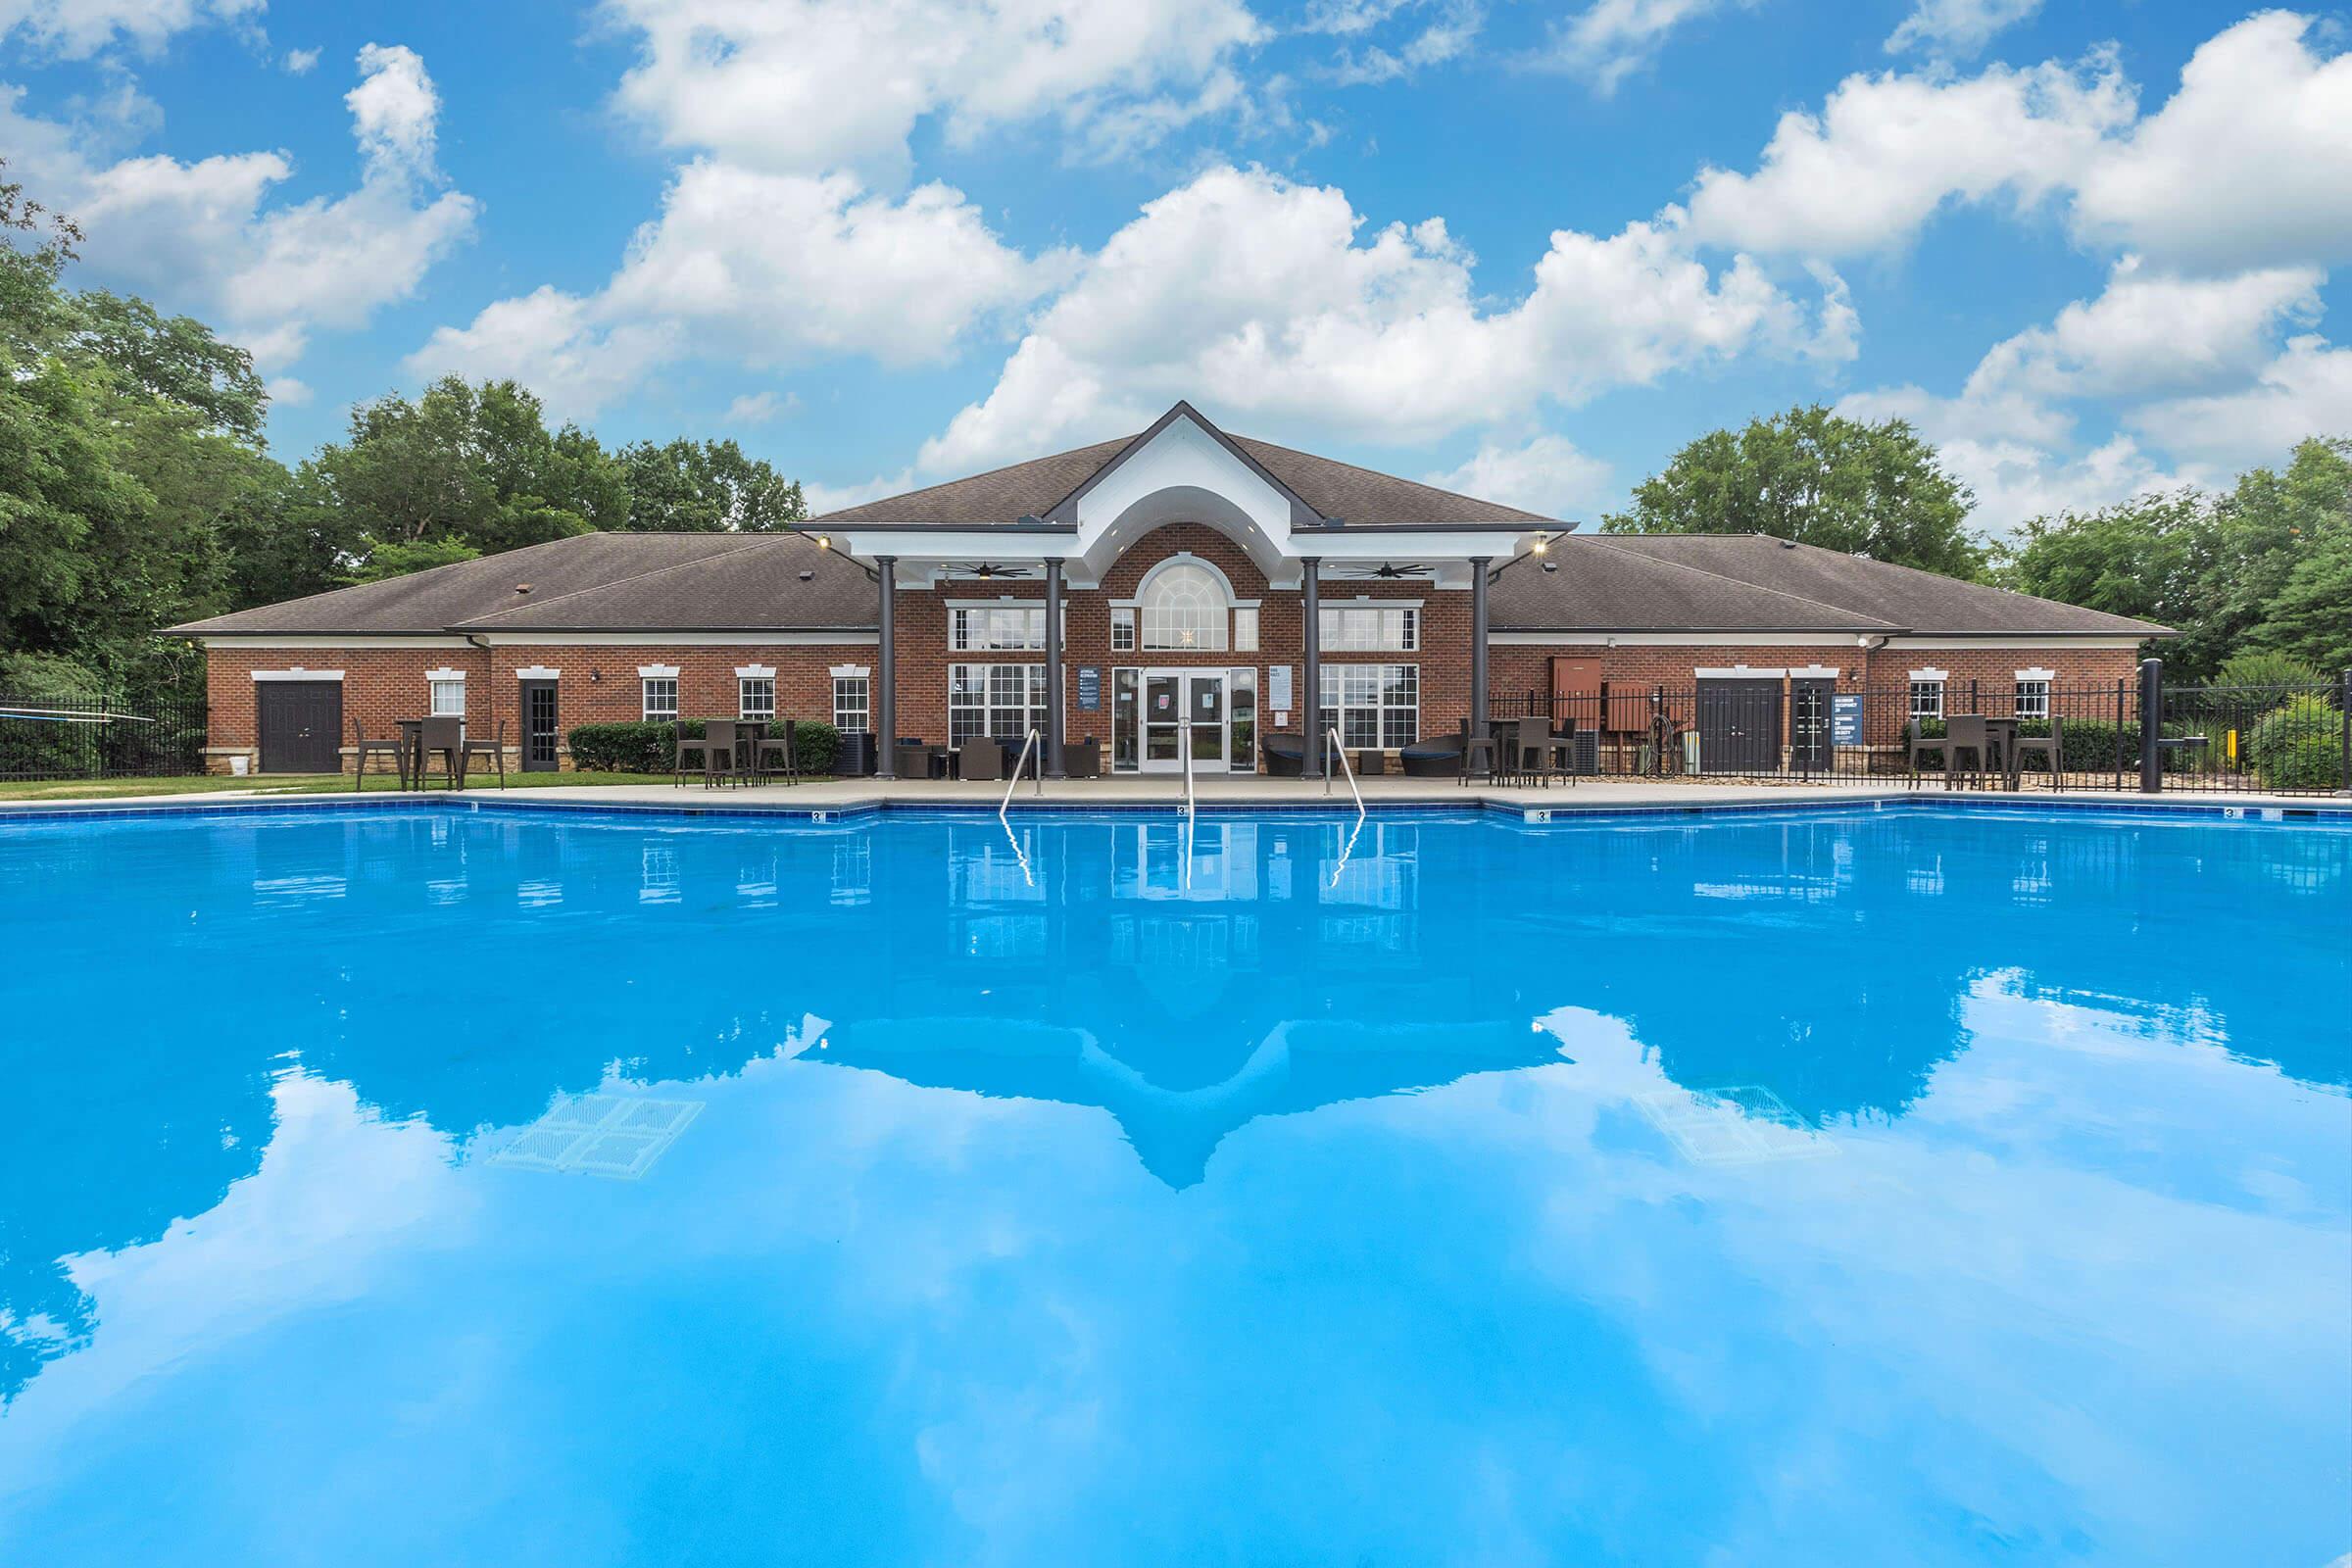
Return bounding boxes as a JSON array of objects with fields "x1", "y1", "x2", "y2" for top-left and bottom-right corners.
[{"x1": 1140, "y1": 560, "x2": 1229, "y2": 651}]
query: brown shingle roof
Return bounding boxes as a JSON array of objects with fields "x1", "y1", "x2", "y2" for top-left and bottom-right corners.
[
  {"x1": 456, "y1": 532, "x2": 870, "y2": 630},
  {"x1": 1492, "y1": 534, "x2": 2170, "y2": 636},
  {"x1": 810, "y1": 423, "x2": 1550, "y2": 526}
]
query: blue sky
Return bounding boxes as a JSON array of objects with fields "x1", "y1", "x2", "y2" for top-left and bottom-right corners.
[{"x1": 3, "y1": 0, "x2": 2345, "y2": 531}]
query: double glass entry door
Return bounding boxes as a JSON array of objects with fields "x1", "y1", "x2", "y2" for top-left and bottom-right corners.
[{"x1": 1117, "y1": 667, "x2": 1257, "y2": 773}]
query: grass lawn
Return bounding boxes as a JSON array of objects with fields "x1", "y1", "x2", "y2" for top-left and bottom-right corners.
[{"x1": 0, "y1": 770, "x2": 679, "y2": 802}]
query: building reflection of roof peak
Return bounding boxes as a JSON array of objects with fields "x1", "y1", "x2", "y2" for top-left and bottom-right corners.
[{"x1": 813, "y1": 1012, "x2": 1566, "y2": 1189}]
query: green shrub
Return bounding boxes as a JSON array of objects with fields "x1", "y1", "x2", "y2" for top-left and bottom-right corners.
[
  {"x1": 566, "y1": 719, "x2": 699, "y2": 773},
  {"x1": 2247, "y1": 695, "x2": 2345, "y2": 791},
  {"x1": 2215, "y1": 650, "x2": 2324, "y2": 690},
  {"x1": 564, "y1": 718, "x2": 841, "y2": 775}
]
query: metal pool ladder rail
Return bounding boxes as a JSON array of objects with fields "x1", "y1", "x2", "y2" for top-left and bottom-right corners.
[
  {"x1": 1179, "y1": 717, "x2": 1196, "y2": 818},
  {"x1": 1324, "y1": 725, "x2": 1366, "y2": 823},
  {"x1": 1000, "y1": 727, "x2": 1042, "y2": 823}
]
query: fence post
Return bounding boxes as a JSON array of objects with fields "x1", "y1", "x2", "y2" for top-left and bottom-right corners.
[
  {"x1": 2338, "y1": 667, "x2": 2351, "y2": 797},
  {"x1": 1650, "y1": 685, "x2": 1665, "y2": 778},
  {"x1": 2137, "y1": 657, "x2": 2163, "y2": 794},
  {"x1": 1969, "y1": 678, "x2": 1980, "y2": 716}
]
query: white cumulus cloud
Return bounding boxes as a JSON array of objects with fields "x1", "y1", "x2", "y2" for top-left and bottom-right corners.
[
  {"x1": 1425, "y1": 434, "x2": 1612, "y2": 520},
  {"x1": 1885, "y1": 0, "x2": 2040, "y2": 59},
  {"x1": 0, "y1": 0, "x2": 262, "y2": 59},
  {"x1": 1532, "y1": 0, "x2": 1751, "y2": 96}
]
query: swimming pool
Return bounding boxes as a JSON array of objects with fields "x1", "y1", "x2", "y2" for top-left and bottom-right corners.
[{"x1": 1, "y1": 803, "x2": 2345, "y2": 1566}]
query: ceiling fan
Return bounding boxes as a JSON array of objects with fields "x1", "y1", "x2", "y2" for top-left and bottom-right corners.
[
  {"x1": 944, "y1": 562, "x2": 1038, "y2": 579},
  {"x1": 1329, "y1": 562, "x2": 1435, "y2": 580}
]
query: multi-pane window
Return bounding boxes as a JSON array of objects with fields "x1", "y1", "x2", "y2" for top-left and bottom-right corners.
[
  {"x1": 2014, "y1": 679, "x2": 2050, "y2": 719},
  {"x1": 949, "y1": 663, "x2": 1047, "y2": 744},
  {"x1": 1140, "y1": 562, "x2": 1227, "y2": 651},
  {"x1": 951, "y1": 605, "x2": 1047, "y2": 651},
  {"x1": 1318, "y1": 663, "x2": 1418, "y2": 749},
  {"x1": 642, "y1": 677, "x2": 678, "y2": 721},
  {"x1": 1231, "y1": 606, "x2": 1259, "y2": 653},
  {"x1": 832, "y1": 674, "x2": 870, "y2": 732},
  {"x1": 1908, "y1": 679, "x2": 1944, "y2": 723},
  {"x1": 1318, "y1": 605, "x2": 1418, "y2": 652},
  {"x1": 738, "y1": 676, "x2": 775, "y2": 720},
  {"x1": 428, "y1": 678, "x2": 466, "y2": 716},
  {"x1": 1110, "y1": 608, "x2": 1137, "y2": 652}
]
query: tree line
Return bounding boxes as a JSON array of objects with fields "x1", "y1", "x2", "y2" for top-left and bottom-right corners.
[
  {"x1": 3, "y1": 164, "x2": 2343, "y2": 703},
  {"x1": 0, "y1": 164, "x2": 805, "y2": 702}
]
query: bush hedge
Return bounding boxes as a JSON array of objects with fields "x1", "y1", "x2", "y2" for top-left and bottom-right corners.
[
  {"x1": 564, "y1": 718, "x2": 842, "y2": 775},
  {"x1": 2247, "y1": 695, "x2": 2344, "y2": 791}
]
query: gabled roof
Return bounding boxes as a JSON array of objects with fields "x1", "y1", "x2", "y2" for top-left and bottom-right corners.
[
  {"x1": 166, "y1": 532, "x2": 849, "y2": 636},
  {"x1": 454, "y1": 532, "x2": 870, "y2": 631},
  {"x1": 1492, "y1": 534, "x2": 2170, "y2": 636},
  {"x1": 813, "y1": 404, "x2": 1551, "y2": 528}
]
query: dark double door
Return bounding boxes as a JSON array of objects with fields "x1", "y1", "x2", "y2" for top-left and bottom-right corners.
[
  {"x1": 519, "y1": 679, "x2": 561, "y2": 771},
  {"x1": 257, "y1": 680, "x2": 342, "y2": 773},
  {"x1": 1694, "y1": 678, "x2": 1781, "y2": 774},
  {"x1": 1789, "y1": 678, "x2": 1835, "y2": 773}
]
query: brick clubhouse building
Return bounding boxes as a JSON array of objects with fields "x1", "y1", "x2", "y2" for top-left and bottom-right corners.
[{"x1": 172, "y1": 402, "x2": 2163, "y2": 778}]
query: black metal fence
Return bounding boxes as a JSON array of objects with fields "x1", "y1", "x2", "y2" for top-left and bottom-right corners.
[
  {"x1": 0, "y1": 690, "x2": 210, "y2": 781},
  {"x1": 1489, "y1": 662, "x2": 2352, "y2": 796}
]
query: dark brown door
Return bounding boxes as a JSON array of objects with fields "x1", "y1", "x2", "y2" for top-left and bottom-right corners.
[
  {"x1": 519, "y1": 679, "x2": 560, "y2": 771},
  {"x1": 1694, "y1": 679, "x2": 1781, "y2": 773},
  {"x1": 257, "y1": 680, "x2": 342, "y2": 773},
  {"x1": 1549, "y1": 655, "x2": 1600, "y2": 731}
]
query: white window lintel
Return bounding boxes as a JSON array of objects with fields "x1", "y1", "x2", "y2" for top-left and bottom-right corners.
[
  {"x1": 1909, "y1": 667, "x2": 1949, "y2": 683},
  {"x1": 1694, "y1": 664, "x2": 1786, "y2": 679},
  {"x1": 1789, "y1": 663, "x2": 1840, "y2": 680},
  {"x1": 514, "y1": 665, "x2": 560, "y2": 681},
  {"x1": 734, "y1": 664, "x2": 776, "y2": 680},
  {"x1": 2015, "y1": 666, "x2": 2055, "y2": 682},
  {"x1": 425, "y1": 666, "x2": 467, "y2": 683},
  {"x1": 829, "y1": 664, "x2": 871, "y2": 679},
  {"x1": 251, "y1": 667, "x2": 344, "y2": 682},
  {"x1": 637, "y1": 663, "x2": 680, "y2": 680}
]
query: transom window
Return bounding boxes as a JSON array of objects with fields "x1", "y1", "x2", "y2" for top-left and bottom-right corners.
[
  {"x1": 1319, "y1": 605, "x2": 1418, "y2": 652},
  {"x1": 1140, "y1": 561, "x2": 1228, "y2": 651},
  {"x1": 950, "y1": 663, "x2": 1046, "y2": 744},
  {"x1": 1319, "y1": 663, "x2": 1418, "y2": 749},
  {"x1": 951, "y1": 605, "x2": 1047, "y2": 652},
  {"x1": 428, "y1": 678, "x2": 466, "y2": 717},
  {"x1": 1908, "y1": 680, "x2": 1944, "y2": 723},
  {"x1": 642, "y1": 677, "x2": 678, "y2": 721},
  {"x1": 832, "y1": 674, "x2": 870, "y2": 732},
  {"x1": 739, "y1": 676, "x2": 775, "y2": 720},
  {"x1": 2014, "y1": 679, "x2": 2050, "y2": 719}
]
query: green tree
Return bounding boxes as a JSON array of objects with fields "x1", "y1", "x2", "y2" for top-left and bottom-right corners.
[
  {"x1": 1603, "y1": 405, "x2": 1986, "y2": 578},
  {"x1": 617, "y1": 437, "x2": 807, "y2": 532},
  {"x1": 2001, "y1": 490, "x2": 2223, "y2": 669}
]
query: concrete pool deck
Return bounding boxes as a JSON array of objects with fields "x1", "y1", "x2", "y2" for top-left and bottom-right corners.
[{"x1": 6, "y1": 773, "x2": 2346, "y2": 817}]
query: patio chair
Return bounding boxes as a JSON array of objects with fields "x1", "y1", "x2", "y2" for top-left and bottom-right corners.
[
  {"x1": 1516, "y1": 719, "x2": 1575, "y2": 788},
  {"x1": 1456, "y1": 717, "x2": 1499, "y2": 786},
  {"x1": 1941, "y1": 714, "x2": 1993, "y2": 789},
  {"x1": 459, "y1": 719, "x2": 507, "y2": 790},
  {"x1": 2009, "y1": 716, "x2": 2061, "y2": 790},
  {"x1": 1906, "y1": 719, "x2": 1950, "y2": 787},
  {"x1": 352, "y1": 717, "x2": 407, "y2": 791},
  {"x1": 957, "y1": 737, "x2": 1004, "y2": 782},
  {"x1": 754, "y1": 719, "x2": 799, "y2": 786},
  {"x1": 416, "y1": 716, "x2": 464, "y2": 790},
  {"x1": 1261, "y1": 733, "x2": 1306, "y2": 777},
  {"x1": 674, "y1": 721, "x2": 737, "y2": 787}
]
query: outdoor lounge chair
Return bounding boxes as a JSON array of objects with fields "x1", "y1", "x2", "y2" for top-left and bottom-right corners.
[
  {"x1": 416, "y1": 716, "x2": 464, "y2": 789},
  {"x1": 958, "y1": 737, "x2": 1004, "y2": 782},
  {"x1": 352, "y1": 718, "x2": 407, "y2": 791},
  {"x1": 2009, "y1": 716, "x2": 2061, "y2": 789},
  {"x1": 1399, "y1": 732, "x2": 1461, "y2": 777},
  {"x1": 459, "y1": 719, "x2": 507, "y2": 789},
  {"x1": 1261, "y1": 733, "x2": 1306, "y2": 777}
]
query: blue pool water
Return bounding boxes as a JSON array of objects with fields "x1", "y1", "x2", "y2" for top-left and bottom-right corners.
[{"x1": 1, "y1": 803, "x2": 2346, "y2": 1566}]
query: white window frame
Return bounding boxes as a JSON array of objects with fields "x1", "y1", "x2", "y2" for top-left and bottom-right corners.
[
  {"x1": 1130, "y1": 556, "x2": 1244, "y2": 653},
  {"x1": 1317, "y1": 662, "x2": 1418, "y2": 750},
  {"x1": 1318, "y1": 603, "x2": 1419, "y2": 653},
  {"x1": 641, "y1": 676, "x2": 679, "y2": 721},
  {"x1": 1908, "y1": 668, "x2": 1946, "y2": 724},
  {"x1": 1231, "y1": 605, "x2": 1259, "y2": 653},
  {"x1": 426, "y1": 666, "x2": 466, "y2": 717},
  {"x1": 949, "y1": 603, "x2": 1048, "y2": 653},
  {"x1": 738, "y1": 675, "x2": 775, "y2": 720},
  {"x1": 831, "y1": 671, "x2": 871, "y2": 732},
  {"x1": 1110, "y1": 607, "x2": 1137, "y2": 652},
  {"x1": 2014, "y1": 668, "x2": 2053, "y2": 720},
  {"x1": 949, "y1": 662, "x2": 1047, "y2": 745}
]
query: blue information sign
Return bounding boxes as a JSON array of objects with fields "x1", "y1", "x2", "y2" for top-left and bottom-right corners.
[
  {"x1": 1077, "y1": 665, "x2": 1101, "y2": 711},
  {"x1": 1831, "y1": 693, "x2": 1863, "y2": 746}
]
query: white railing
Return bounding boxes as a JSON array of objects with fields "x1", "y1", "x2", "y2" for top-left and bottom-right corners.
[
  {"x1": 1000, "y1": 727, "x2": 1042, "y2": 822},
  {"x1": 1324, "y1": 725, "x2": 1365, "y2": 822},
  {"x1": 1178, "y1": 717, "x2": 1196, "y2": 818}
]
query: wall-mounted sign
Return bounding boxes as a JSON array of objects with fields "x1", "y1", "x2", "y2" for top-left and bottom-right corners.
[
  {"x1": 1269, "y1": 663, "x2": 1294, "y2": 712},
  {"x1": 1077, "y1": 665, "x2": 1101, "y2": 711},
  {"x1": 1832, "y1": 693, "x2": 1863, "y2": 746}
]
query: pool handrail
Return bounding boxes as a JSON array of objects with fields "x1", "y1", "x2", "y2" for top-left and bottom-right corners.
[
  {"x1": 1001, "y1": 727, "x2": 1042, "y2": 822},
  {"x1": 1179, "y1": 716, "x2": 1196, "y2": 818},
  {"x1": 1325, "y1": 725, "x2": 1366, "y2": 823}
]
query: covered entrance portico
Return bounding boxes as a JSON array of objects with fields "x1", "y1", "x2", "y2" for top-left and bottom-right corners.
[{"x1": 819, "y1": 403, "x2": 1549, "y2": 780}]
